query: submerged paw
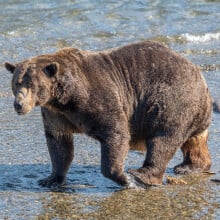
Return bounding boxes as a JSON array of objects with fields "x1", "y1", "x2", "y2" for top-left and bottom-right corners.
[{"x1": 38, "y1": 175, "x2": 65, "y2": 188}]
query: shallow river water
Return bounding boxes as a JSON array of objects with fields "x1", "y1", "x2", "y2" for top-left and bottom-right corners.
[{"x1": 0, "y1": 0, "x2": 220, "y2": 219}]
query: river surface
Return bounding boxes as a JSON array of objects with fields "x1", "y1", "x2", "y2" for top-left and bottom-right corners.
[{"x1": 0, "y1": 0, "x2": 220, "y2": 219}]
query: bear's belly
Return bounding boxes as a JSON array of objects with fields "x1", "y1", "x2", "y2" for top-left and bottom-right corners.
[{"x1": 129, "y1": 140, "x2": 146, "y2": 152}]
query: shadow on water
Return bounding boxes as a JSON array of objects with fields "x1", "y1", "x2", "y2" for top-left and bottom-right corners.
[{"x1": 0, "y1": 163, "x2": 122, "y2": 194}]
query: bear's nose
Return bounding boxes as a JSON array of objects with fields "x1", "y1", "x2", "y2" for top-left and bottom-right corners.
[{"x1": 14, "y1": 100, "x2": 23, "y2": 112}]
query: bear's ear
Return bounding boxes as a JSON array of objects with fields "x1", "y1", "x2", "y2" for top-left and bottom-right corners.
[
  {"x1": 43, "y1": 63, "x2": 58, "y2": 78},
  {"x1": 5, "y1": 62, "x2": 16, "y2": 74}
]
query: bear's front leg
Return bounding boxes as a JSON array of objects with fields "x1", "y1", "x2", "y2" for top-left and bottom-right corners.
[
  {"x1": 39, "y1": 108, "x2": 74, "y2": 188},
  {"x1": 38, "y1": 131, "x2": 74, "y2": 187},
  {"x1": 100, "y1": 136, "x2": 130, "y2": 186}
]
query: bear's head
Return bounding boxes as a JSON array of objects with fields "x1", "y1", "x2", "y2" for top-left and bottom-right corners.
[{"x1": 5, "y1": 57, "x2": 59, "y2": 115}]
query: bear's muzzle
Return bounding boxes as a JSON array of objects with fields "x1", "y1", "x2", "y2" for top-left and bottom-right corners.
[{"x1": 14, "y1": 88, "x2": 33, "y2": 115}]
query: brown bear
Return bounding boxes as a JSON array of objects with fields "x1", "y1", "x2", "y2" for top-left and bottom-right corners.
[{"x1": 5, "y1": 41, "x2": 212, "y2": 188}]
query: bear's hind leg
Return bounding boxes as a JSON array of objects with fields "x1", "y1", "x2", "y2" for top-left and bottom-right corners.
[
  {"x1": 128, "y1": 132, "x2": 180, "y2": 186},
  {"x1": 174, "y1": 129, "x2": 211, "y2": 174}
]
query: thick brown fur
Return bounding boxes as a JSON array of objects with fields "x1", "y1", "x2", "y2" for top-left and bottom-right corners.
[
  {"x1": 174, "y1": 129, "x2": 211, "y2": 174},
  {"x1": 5, "y1": 41, "x2": 212, "y2": 187}
]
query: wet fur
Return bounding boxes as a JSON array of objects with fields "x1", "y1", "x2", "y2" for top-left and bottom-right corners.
[{"x1": 5, "y1": 41, "x2": 213, "y2": 187}]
